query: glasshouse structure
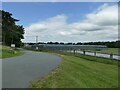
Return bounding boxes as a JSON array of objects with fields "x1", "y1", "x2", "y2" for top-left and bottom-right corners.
[{"x1": 25, "y1": 44, "x2": 107, "y2": 51}]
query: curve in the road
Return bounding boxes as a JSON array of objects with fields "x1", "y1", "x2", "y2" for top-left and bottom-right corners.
[{"x1": 2, "y1": 50, "x2": 62, "y2": 88}]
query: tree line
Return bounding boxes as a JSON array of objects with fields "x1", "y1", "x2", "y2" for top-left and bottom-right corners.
[
  {"x1": 1, "y1": 10, "x2": 24, "y2": 47},
  {"x1": 26, "y1": 40, "x2": 120, "y2": 48}
]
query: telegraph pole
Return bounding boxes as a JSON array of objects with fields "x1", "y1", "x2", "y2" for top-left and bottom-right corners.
[
  {"x1": 36, "y1": 36, "x2": 38, "y2": 50},
  {"x1": 36, "y1": 36, "x2": 38, "y2": 44}
]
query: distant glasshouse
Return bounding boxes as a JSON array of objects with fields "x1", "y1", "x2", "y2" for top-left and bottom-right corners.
[{"x1": 25, "y1": 44, "x2": 107, "y2": 51}]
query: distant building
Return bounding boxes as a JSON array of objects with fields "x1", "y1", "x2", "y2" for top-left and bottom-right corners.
[
  {"x1": 29, "y1": 44, "x2": 107, "y2": 51},
  {"x1": 24, "y1": 43, "x2": 32, "y2": 48}
]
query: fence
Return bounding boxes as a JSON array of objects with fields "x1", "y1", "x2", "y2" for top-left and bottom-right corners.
[
  {"x1": 25, "y1": 44, "x2": 119, "y2": 60},
  {"x1": 68, "y1": 50, "x2": 120, "y2": 60}
]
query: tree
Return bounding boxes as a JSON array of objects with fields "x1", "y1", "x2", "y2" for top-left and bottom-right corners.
[
  {"x1": 2, "y1": 10, "x2": 24, "y2": 47},
  {"x1": 0, "y1": 11, "x2": 2, "y2": 43},
  {"x1": 60, "y1": 42, "x2": 64, "y2": 45}
]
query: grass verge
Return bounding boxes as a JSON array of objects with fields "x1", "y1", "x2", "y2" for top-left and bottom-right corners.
[
  {"x1": 62, "y1": 52, "x2": 118, "y2": 65},
  {"x1": 31, "y1": 52, "x2": 118, "y2": 88},
  {"x1": 0, "y1": 45, "x2": 25, "y2": 58}
]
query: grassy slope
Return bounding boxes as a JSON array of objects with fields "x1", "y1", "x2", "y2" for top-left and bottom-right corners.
[
  {"x1": 0, "y1": 45, "x2": 24, "y2": 58},
  {"x1": 31, "y1": 53, "x2": 118, "y2": 88}
]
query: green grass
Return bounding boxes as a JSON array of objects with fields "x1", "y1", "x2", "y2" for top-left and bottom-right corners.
[
  {"x1": 0, "y1": 45, "x2": 25, "y2": 58},
  {"x1": 99, "y1": 48, "x2": 119, "y2": 55},
  {"x1": 88, "y1": 48, "x2": 119, "y2": 55},
  {"x1": 31, "y1": 52, "x2": 118, "y2": 88},
  {"x1": 61, "y1": 52, "x2": 118, "y2": 65}
]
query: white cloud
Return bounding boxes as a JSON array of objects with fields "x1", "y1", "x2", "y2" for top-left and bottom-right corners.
[
  {"x1": 86, "y1": 4, "x2": 118, "y2": 26},
  {"x1": 23, "y1": 3, "x2": 118, "y2": 43}
]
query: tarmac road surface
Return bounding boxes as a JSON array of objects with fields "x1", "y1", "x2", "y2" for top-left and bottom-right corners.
[{"x1": 2, "y1": 50, "x2": 62, "y2": 88}]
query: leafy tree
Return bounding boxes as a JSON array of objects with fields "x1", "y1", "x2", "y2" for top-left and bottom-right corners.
[
  {"x1": 2, "y1": 10, "x2": 24, "y2": 47},
  {"x1": 0, "y1": 11, "x2": 2, "y2": 43},
  {"x1": 60, "y1": 42, "x2": 64, "y2": 45}
]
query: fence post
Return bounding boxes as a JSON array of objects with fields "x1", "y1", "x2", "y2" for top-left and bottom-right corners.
[
  {"x1": 74, "y1": 49, "x2": 76, "y2": 55},
  {"x1": 94, "y1": 52, "x2": 96, "y2": 56},
  {"x1": 110, "y1": 53, "x2": 113, "y2": 59},
  {"x1": 83, "y1": 50, "x2": 85, "y2": 55}
]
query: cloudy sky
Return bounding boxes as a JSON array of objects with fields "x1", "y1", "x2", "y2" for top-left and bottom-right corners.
[{"x1": 3, "y1": 2, "x2": 118, "y2": 43}]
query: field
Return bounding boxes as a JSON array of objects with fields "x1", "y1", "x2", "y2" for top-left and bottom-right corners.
[
  {"x1": 31, "y1": 52, "x2": 118, "y2": 88},
  {"x1": 99, "y1": 48, "x2": 119, "y2": 55},
  {"x1": 87, "y1": 48, "x2": 119, "y2": 55},
  {"x1": 0, "y1": 45, "x2": 24, "y2": 58}
]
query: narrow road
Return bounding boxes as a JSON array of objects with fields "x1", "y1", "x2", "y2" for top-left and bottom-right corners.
[{"x1": 2, "y1": 50, "x2": 62, "y2": 88}]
